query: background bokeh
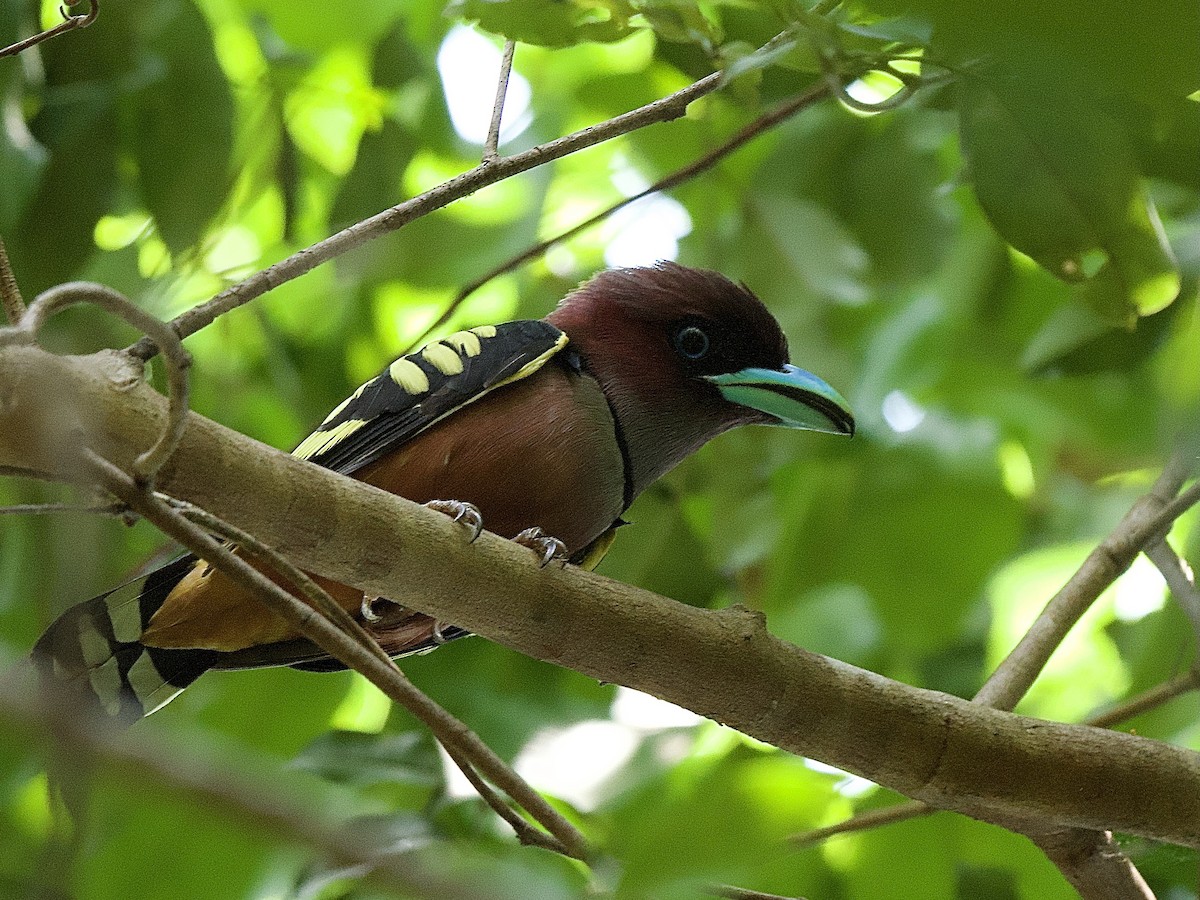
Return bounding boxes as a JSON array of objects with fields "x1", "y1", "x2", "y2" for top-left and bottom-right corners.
[{"x1": 1, "y1": 0, "x2": 1198, "y2": 897}]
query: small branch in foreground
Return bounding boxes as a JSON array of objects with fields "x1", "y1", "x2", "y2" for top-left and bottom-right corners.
[
  {"x1": 1145, "y1": 538, "x2": 1200, "y2": 648},
  {"x1": 0, "y1": 0, "x2": 98, "y2": 58},
  {"x1": 483, "y1": 40, "x2": 516, "y2": 164},
  {"x1": 0, "y1": 501, "x2": 129, "y2": 518},
  {"x1": 83, "y1": 457, "x2": 591, "y2": 860},
  {"x1": 404, "y1": 79, "x2": 832, "y2": 352},
  {"x1": 127, "y1": 55, "x2": 742, "y2": 360},
  {"x1": 0, "y1": 237, "x2": 25, "y2": 325},
  {"x1": 166, "y1": 496, "x2": 576, "y2": 857}
]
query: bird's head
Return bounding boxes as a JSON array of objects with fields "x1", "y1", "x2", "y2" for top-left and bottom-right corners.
[{"x1": 546, "y1": 262, "x2": 854, "y2": 496}]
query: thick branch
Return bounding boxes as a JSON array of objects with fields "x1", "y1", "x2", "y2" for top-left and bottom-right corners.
[{"x1": 4, "y1": 345, "x2": 1199, "y2": 846}]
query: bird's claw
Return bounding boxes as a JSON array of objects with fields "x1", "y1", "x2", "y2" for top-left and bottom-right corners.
[
  {"x1": 513, "y1": 527, "x2": 568, "y2": 568},
  {"x1": 361, "y1": 594, "x2": 408, "y2": 625},
  {"x1": 425, "y1": 499, "x2": 484, "y2": 542}
]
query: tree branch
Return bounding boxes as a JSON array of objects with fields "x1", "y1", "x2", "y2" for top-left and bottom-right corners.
[
  {"x1": 165, "y1": 496, "x2": 582, "y2": 857},
  {"x1": 976, "y1": 452, "x2": 1194, "y2": 711},
  {"x1": 404, "y1": 79, "x2": 832, "y2": 354},
  {"x1": 82, "y1": 456, "x2": 590, "y2": 861},
  {"x1": 127, "y1": 62, "x2": 737, "y2": 361},
  {"x1": 0, "y1": 0, "x2": 98, "y2": 59},
  {"x1": 3, "y1": 343, "x2": 1199, "y2": 847},
  {"x1": 483, "y1": 40, "x2": 516, "y2": 164},
  {"x1": 1144, "y1": 538, "x2": 1200, "y2": 648}
]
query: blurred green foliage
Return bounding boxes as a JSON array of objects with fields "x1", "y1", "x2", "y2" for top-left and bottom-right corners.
[{"x1": 1, "y1": 0, "x2": 1198, "y2": 897}]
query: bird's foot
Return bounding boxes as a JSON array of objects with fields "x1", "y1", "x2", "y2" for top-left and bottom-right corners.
[
  {"x1": 425, "y1": 499, "x2": 484, "y2": 542},
  {"x1": 513, "y1": 527, "x2": 568, "y2": 568}
]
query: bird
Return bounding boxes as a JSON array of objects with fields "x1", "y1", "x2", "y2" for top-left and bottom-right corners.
[{"x1": 30, "y1": 261, "x2": 854, "y2": 724}]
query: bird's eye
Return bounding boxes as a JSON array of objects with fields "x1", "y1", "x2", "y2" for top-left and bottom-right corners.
[{"x1": 674, "y1": 325, "x2": 710, "y2": 360}]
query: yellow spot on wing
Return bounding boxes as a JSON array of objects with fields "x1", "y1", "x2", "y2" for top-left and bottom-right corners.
[
  {"x1": 422, "y1": 341, "x2": 464, "y2": 376},
  {"x1": 292, "y1": 419, "x2": 367, "y2": 460},
  {"x1": 126, "y1": 652, "x2": 184, "y2": 715},
  {"x1": 445, "y1": 330, "x2": 482, "y2": 357},
  {"x1": 470, "y1": 325, "x2": 497, "y2": 338},
  {"x1": 492, "y1": 333, "x2": 569, "y2": 390},
  {"x1": 389, "y1": 358, "x2": 429, "y2": 394},
  {"x1": 105, "y1": 594, "x2": 143, "y2": 643}
]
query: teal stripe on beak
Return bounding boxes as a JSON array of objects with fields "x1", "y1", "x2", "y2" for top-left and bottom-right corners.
[{"x1": 705, "y1": 364, "x2": 855, "y2": 435}]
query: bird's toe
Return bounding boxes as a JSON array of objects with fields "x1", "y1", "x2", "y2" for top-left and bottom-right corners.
[
  {"x1": 426, "y1": 499, "x2": 485, "y2": 542},
  {"x1": 513, "y1": 527, "x2": 569, "y2": 567}
]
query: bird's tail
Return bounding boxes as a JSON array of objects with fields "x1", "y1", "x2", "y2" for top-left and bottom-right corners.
[{"x1": 31, "y1": 556, "x2": 222, "y2": 726}]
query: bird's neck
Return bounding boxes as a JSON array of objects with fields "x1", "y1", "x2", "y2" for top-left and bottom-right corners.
[{"x1": 550, "y1": 312, "x2": 735, "y2": 506}]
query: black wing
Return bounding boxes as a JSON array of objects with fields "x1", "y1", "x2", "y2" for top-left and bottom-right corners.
[{"x1": 293, "y1": 321, "x2": 568, "y2": 475}]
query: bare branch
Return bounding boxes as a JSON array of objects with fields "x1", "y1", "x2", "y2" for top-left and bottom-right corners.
[
  {"x1": 709, "y1": 885, "x2": 809, "y2": 900},
  {"x1": 0, "y1": 0, "x2": 98, "y2": 58},
  {"x1": 3, "y1": 349, "x2": 1195, "y2": 847},
  {"x1": 405, "y1": 79, "x2": 832, "y2": 353},
  {"x1": 976, "y1": 455, "x2": 1195, "y2": 711},
  {"x1": 0, "y1": 501, "x2": 128, "y2": 517},
  {"x1": 787, "y1": 668, "x2": 1200, "y2": 847},
  {"x1": 1145, "y1": 538, "x2": 1200, "y2": 646},
  {"x1": 483, "y1": 40, "x2": 516, "y2": 164},
  {"x1": 127, "y1": 62, "x2": 736, "y2": 361},
  {"x1": 1036, "y1": 829, "x2": 1156, "y2": 900},
  {"x1": 0, "y1": 237, "x2": 25, "y2": 325},
  {"x1": 165, "y1": 496, "x2": 581, "y2": 857}
]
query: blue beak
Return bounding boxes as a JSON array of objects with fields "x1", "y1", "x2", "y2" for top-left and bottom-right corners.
[{"x1": 705, "y1": 364, "x2": 855, "y2": 436}]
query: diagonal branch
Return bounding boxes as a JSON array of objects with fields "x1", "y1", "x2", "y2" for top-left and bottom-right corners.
[
  {"x1": 165, "y1": 495, "x2": 581, "y2": 857},
  {"x1": 126, "y1": 58, "x2": 747, "y2": 361},
  {"x1": 404, "y1": 79, "x2": 832, "y2": 354},
  {"x1": 1144, "y1": 538, "x2": 1200, "y2": 648},
  {"x1": 0, "y1": 0, "x2": 98, "y2": 58},
  {"x1": 3, "y1": 345, "x2": 1198, "y2": 848},
  {"x1": 83, "y1": 454, "x2": 591, "y2": 860}
]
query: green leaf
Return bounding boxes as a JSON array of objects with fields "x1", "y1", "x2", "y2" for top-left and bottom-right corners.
[
  {"x1": 960, "y1": 80, "x2": 1180, "y2": 323},
  {"x1": 448, "y1": 0, "x2": 637, "y2": 47},
  {"x1": 129, "y1": 0, "x2": 235, "y2": 254}
]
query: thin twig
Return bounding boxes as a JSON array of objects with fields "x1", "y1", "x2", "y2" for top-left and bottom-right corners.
[
  {"x1": 128, "y1": 36, "x2": 793, "y2": 361},
  {"x1": 85, "y1": 467, "x2": 591, "y2": 860},
  {"x1": 166, "y1": 497, "x2": 573, "y2": 856},
  {"x1": 483, "y1": 40, "x2": 516, "y2": 164},
  {"x1": 404, "y1": 79, "x2": 833, "y2": 353},
  {"x1": 0, "y1": 0, "x2": 98, "y2": 58},
  {"x1": 709, "y1": 885, "x2": 809, "y2": 900},
  {"x1": 1145, "y1": 538, "x2": 1200, "y2": 648},
  {"x1": 5, "y1": 282, "x2": 192, "y2": 485},
  {"x1": 976, "y1": 455, "x2": 1195, "y2": 711},
  {"x1": 789, "y1": 801, "x2": 932, "y2": 846},
  {"x1": 0, "y1": 237, "x2": 26, "y2": 325},
  {"x1": 0, "y1": 501, "x2": 128, "y2": 517},
  {"x1": 1088, "y1": 668, "x2": 1200, "y2": 729}
]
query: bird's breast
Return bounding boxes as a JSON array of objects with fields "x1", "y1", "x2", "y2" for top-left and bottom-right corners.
[{"x1": 357, "y1": 362, "x2": 627, "y2": 554}]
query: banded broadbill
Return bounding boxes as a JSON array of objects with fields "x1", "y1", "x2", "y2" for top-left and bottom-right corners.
[{"x1": 32, "y1": 262, "x2": 854, "y2": 722}]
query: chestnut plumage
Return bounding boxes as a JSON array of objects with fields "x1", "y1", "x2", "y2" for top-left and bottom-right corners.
[{"x1": 31, "y1": 262, "x2": 854, "y2": 722}]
